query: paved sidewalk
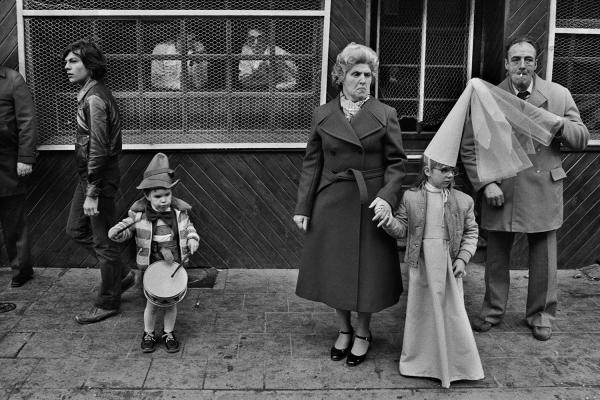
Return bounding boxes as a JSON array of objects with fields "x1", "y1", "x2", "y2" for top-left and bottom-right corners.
[{"x1": 1, "y1": 263, "x2": 599, "y2": 399}]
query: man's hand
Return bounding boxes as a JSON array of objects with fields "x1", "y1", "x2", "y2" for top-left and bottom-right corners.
[
  {"x1": 16, "y1": 162, "x2": 33, "y2": 177},
  {"x1": 453, "y1": 258, "x2": 466, "y2": 278},
  {"x1": 83, "y1": 196, "x2": 99, "y2": 216},
  {"x1": 293, "y1": 215, "x2": 310, "y2": 232},
  {"x1": 484, "y1": 182, "x2": 504, "y2": 207}
]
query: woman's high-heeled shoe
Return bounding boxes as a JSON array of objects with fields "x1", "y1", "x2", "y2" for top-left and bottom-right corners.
[
  {"x1": 330, "y1": 329, "x2": 353, "y2": 361},
  {"x1": 346, "y1": 332, "x2": 372, "y2": 366}
]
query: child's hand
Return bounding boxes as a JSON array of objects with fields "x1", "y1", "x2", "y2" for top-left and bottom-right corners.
[
  {"x1": 188, "y1": 238, "x2": 199, "y2": 254},
  {"x1": 108, "y1": 222, "x2": 129, "y2": 241},
  {"x1": 452, "y1": 259, "x2": 466, "y2": 278}
]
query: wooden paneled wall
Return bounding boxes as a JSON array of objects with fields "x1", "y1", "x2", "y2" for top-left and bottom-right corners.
[
  {"x1": 509, "y1": 150, "x2": 600, "y2": 269},
  {"x1": 23, "y1": 149, "x2": 600, "y2": 270},
  {"x1": 27, "y1": 152, "x2": 304, "y2": 269},
  {"x1": 0, "y1": 0, "x2": 18, "y2": 68},
  {"x1": 327, "y1": 0, "x2": 368, "y2": 100},
  {"x1": 504, "y1": 0, "x2": 550, "y2": 78},
  {"x1": 25, "y1": 151, "x2": 423, "y2": 269}
]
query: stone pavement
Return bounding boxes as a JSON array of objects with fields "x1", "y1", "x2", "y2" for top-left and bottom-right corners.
[{"x1": 1, "y1": 263, "x2": 599, "y2": 400}]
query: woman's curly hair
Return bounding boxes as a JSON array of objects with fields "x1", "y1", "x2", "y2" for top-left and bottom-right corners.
[{"x1": 331, "y1": 42, "x2": 378, "y2": 88}]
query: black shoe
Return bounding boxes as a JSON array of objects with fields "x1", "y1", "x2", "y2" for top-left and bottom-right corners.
[
  {"x1": 471, "y1": 318, "x2": 494, "y2": 332},
  {"x1": 10, "y1": 272, "x2": 33, "y2": 288},
  {"x1": 120, "y1": 271, "x2": 135, "y2": 294},
  {"x1": 330, "y1": 329, "x2": 353, "y2": 361},
  {"x1": 532, "y1": 326, "x2": 552, "y2": 341},
  {"x1": 163, "y1": 331, "x2": 180, "y2": 353},
  {"x1": 141, "y1": 331, "x2": 158, "y2": 353},
  {"x1": 346, "y1": 332, "x2": 372, "y2": 367},
  {"x1": 74, "y1": 306, "x2": 119, "y2": 324}
]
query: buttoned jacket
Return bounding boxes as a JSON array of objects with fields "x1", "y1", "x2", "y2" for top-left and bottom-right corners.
[
  {"x1": 383, "y1": 187, "x2": 478, "y2": 269},
  {"x1": 461, "y1": 75, "x2": 589, "y2": 232},
  {"x1": 295, "y1": 96, "x2": 406, "y2": 216}
]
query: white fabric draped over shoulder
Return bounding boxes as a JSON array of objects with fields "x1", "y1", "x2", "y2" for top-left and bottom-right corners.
[{"x1": 424, "y1": 78, "x2": 563, "y2": 183}]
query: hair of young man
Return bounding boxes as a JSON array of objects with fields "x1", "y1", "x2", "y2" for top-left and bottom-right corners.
[{"x1": 62, "y1": 38, "x2": 107, "y2": 80}]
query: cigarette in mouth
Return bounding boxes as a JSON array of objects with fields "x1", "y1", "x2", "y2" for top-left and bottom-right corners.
[{"x1": 519, "y1": 73, "x2": 523, "y2": 77}]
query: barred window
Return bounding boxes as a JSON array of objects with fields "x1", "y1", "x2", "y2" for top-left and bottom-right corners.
[
  {"x1": 19, "y1": 1, "x2": 330, "y2": 149},
  {"x1": 375, "y1": 0, "x2": 474, "y2": 129},
  {"x1": 549, "y1": 0, "x2": 600, "y2": 140}
]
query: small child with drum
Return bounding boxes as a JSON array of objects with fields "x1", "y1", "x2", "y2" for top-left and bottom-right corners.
[{"x1": 108, "y1": 153, "x2": 199, "y2": 353}]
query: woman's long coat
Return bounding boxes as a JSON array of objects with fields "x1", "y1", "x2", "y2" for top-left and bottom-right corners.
[{"x1": 294, "y1": 96, "x2": 407, "y2": 312}]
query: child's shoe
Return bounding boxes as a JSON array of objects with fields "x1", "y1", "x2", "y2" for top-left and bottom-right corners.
[
  {"x1": 141, "y1": 331, "x2": 158, "y2": 353},
  {"x1": 163, "y1": 331, "x2": 180, "y2": 353}
]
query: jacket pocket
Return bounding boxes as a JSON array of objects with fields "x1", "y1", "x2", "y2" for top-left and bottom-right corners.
[
  {"x1": 550, "y1": 167, "x2": 567, "y2": 182},
  {"x1": 75, "y1": 134, "x2": 90, "y2": 170}
]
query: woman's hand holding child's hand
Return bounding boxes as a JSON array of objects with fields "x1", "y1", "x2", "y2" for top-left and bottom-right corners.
[
  {"x1": 370, "y1": 197, "x2": 393, "y2": 228},
  {"x1": 452, "y1": 259, "x2": 466, "y2": 278}
]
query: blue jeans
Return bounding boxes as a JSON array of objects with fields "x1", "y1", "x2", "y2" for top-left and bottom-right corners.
[{"x1": 66, "y1": 181, "x2": 128, "y2": 310}]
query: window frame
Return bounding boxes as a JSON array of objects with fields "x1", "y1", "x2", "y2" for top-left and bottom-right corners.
[
  {"x1": 16, "y1": 0, "x2": 331, "y2": 150},
  {"x1": 374, "y1": 0, "x2": 475, "y2": 124},
  {"x1": 547, "y1": 0, "x2": 600, "y2": 146}
]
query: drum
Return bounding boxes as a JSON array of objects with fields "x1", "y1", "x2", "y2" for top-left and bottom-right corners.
[{"x1": 143, "y1": 260, "x2": 188, "y2": 307}]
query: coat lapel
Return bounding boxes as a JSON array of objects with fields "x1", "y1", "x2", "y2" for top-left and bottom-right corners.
[
  {"x1": 529, "y1": 75, "x2": 549, "y2": 108},
  {"x1": 319, "y1": 97, "x2": 362, "y2": 147},
  {"x1": 499, "y1": 75, "x2": 548, "y2": 108},
  {"x1": 351, "y1": 98, "x2": 386, "y2": 139}
]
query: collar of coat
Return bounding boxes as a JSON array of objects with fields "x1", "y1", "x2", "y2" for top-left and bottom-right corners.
[
  {"x1": 314, "y1": 95, "x2": 388, "y2": 148},
  {"x1": 129, "y1": 196, "x2": 192, "y2": 213},
  {"x1": 0, "y1": 67, "x2": 6, "y2": 79},
  {"x1": 77, "y1": 78, "x2": 100, "y2": 103},
  {"x1": 499, "y1": 74, "x2": 550, "y2": 109}
]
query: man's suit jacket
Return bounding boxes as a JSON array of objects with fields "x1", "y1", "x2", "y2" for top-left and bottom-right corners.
[{"x1": 461, "y1": 75, "x2": 589, "y2": 233}]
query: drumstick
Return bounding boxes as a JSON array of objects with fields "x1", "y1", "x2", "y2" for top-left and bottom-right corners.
[{"x1": 170, "y1": 254, "x2": 190, "y2": 278}]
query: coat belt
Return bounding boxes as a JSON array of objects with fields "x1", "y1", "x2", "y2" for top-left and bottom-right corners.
[{"x1": 323, "y1": 167, "x2": 385, "y2": 204}]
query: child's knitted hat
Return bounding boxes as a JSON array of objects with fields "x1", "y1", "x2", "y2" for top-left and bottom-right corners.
[{"x1": 136, "y1": 152, "x2": 180, "y2": 190}]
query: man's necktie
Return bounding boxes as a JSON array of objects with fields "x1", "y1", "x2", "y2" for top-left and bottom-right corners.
[{"x1": 517, "y1": 90, "x2": 530, "y2": 100}]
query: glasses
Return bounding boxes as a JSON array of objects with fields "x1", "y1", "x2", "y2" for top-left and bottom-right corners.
[
  {"x1": 509, "y1": 57, "x2": 536, "y2": 66},
  {"x1": 433, "y1": 167, "x2": 460, "y2": 176}
]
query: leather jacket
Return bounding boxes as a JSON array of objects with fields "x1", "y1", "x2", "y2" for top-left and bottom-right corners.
[{"x1": 75, "y1": 79, "x2": 122, "y2": 197}]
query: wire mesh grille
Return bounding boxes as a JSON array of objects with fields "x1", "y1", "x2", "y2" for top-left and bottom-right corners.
[
  {"x1": 24, "y1": 0, "x2": 323, "y2": 10},
  {"x1": 377, "y1": 0, "x2": 471, "y2": 127},
  {"x1": 553, "y1": 34, "x2": 600, "y2": 139},
  {"x1": 24, "y1": 14, "x2": 323, "y2": 146},
  {"x1": 556, "y1": 0, "x2": 600, "y2": 29}
]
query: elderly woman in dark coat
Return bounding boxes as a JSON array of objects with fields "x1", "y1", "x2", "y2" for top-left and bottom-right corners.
[{"x1": 293, "y1": 43, "x2": 406, "y2": 366}]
